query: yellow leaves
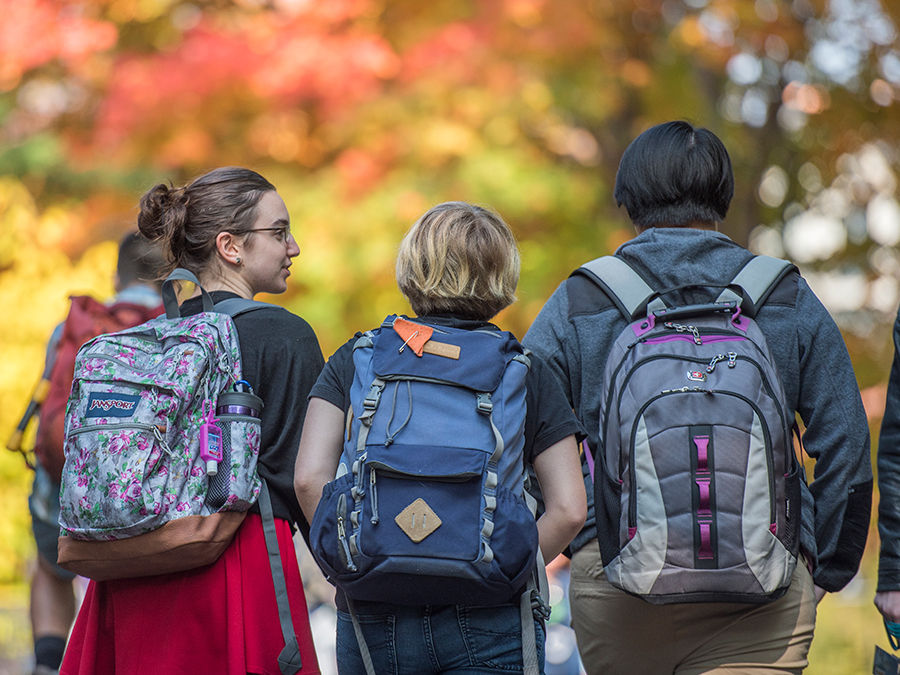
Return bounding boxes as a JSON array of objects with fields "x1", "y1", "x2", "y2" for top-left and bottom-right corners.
[
  {"x1": 108, "y1": 0, "x2": 178, "y2": 23},
  {"x1": 0, "y1": 176, "x2": 122, "y2": 584},
  {"x1": 504, "y1": 0, "x2": 545, "y2": 29},
  {"x1": 420, "y1": 120, "x2": 481, "y2": 165},
  {"x1": 621, "y1": 59, "x2": 652, "y2": 88},
  {"x1": 248, "y1": 111, "x2": 327, "y2": 166},
  {"x1": 521, "y1": 80, "x2": 553, "y2": 112}
]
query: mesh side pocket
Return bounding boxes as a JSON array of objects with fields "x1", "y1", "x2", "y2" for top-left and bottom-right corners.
[
  {"x1": 206, "y1": 428, "x2": 232, "y2": 511},
  {"x1": 209, "y1": 414, "x2": 262, "y2": 512}
]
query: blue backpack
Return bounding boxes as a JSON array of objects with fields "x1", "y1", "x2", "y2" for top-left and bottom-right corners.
[{"x1": 310, "y1": 315, "x2": 539, "y2": 607}]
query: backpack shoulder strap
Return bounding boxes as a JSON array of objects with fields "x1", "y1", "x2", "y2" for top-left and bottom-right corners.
[
  {"x1": 212, "y1": 297, "x2": 273, "y2": 318},
  {"x1": 258, "y1": 479, "x2": 303, "y2": 675},
  {"x1": 716, "y1": 255, "x2": 795, "y2": 318},
  {"x1": 574, "y1": 256, "x2": 666, "y2": 320}
]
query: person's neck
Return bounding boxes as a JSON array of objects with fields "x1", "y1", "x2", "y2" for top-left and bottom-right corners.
[{"x1": 196, "y1": 273, "x2": 254, "y2": 300}]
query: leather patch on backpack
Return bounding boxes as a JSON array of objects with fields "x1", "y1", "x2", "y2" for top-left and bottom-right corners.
[
  {"x1": 395, "y1": 498, "x2": 442, "y2": 542},
  {"x1": 422, "y1": 340, "x2": 460, "y2": 360}
]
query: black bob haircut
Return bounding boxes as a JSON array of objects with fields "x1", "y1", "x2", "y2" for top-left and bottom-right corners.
[{"x1": 613, "y1": 120, "x2": 734, "y2": 228}]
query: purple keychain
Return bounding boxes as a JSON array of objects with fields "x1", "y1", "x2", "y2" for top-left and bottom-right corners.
[{"x1": 199, "y1": 399, "x2": 223, "y2": 475}]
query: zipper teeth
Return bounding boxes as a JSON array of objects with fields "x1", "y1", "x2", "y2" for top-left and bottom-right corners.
[
  {"x1": 68, "y1": 422, "x2": 159, "y2": 436},
  {"x1": 80, "y1": 348, "x2": 211, "y2": 376},
  {"x1": 626, "y1": 389, "x2": 776, "y2": 530}
]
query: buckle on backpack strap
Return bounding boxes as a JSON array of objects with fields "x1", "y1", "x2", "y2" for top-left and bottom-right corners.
[
  {"x1": 530, "y1": 590, "x2": 551, "y2": 621},
  {"x1": 363, "y1": 382, "x2": 385, "y2": 412},
  {"x1": 476, "y1": 393, "x2": 493, "y2": 414}
]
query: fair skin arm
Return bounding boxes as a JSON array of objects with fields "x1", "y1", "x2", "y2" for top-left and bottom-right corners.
[
  {"x1": 294, "y1": 397, "x2": 346, "y2": 524},
  {"x1": 532, "y1": 435, "x2": 587, "y2": 562},
  {"x1": 293, "y1": 399, "x2": 587, "y2": 562},
  {"x1": 876, "y1": 591, "x2": 900, "y2": 620}
]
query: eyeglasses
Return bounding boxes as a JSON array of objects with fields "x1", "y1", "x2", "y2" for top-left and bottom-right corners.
[{"x1": 249, "y1": 225, "x2": 293, "y2": 243}]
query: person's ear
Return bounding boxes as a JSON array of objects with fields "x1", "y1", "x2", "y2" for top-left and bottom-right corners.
[{"x1": 215, "y1": 231, "x2": 242, "y2": 266}]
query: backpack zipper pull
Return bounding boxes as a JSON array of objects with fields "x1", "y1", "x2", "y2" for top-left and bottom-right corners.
[
  {"x1": 706, "y1": 354, "x2": 726, "y2": 372},
  {"x1": 665, "y1": 322, "x2": 702, "y2": 345},
  {"x1": 337, "y1": 515, "x2": 357, "y2": 571},
  {"x1": 369, "y1": 469, "x2": 379, "y2": 524},
  {"x1": 336, "y1": 492, "x2": 357, "y2": 571},
  {"x1": 153, "y1": 425, "x2": 173, "y2": 456},
  {"x1": 727, "y1": 351, "x2": 738, "y2": 368}
]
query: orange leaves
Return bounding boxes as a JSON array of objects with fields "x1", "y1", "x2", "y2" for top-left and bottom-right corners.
[
  {"x1": 0, "y1": 0, "x2": 117, "y2": 91},
  {"x1": 782, "y1": 81, "x2": 831, "y2": 115},
  {"x1": 88, "y1": 13, "x2": 398, "y2": 165}
]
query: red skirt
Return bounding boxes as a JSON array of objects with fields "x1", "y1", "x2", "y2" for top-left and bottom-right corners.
[{"x1": 60, "y1": 513, "x2": 321, "y2": 675}]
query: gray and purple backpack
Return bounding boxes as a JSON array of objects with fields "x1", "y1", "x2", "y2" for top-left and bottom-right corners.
[{"x1": 581, "y1": 255, "x2": 801, "y2": 604}]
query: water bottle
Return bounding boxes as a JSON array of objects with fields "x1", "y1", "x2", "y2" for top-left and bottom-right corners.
[{"x1": 206, "y1": 380, "x2": 264, "y2": 510}]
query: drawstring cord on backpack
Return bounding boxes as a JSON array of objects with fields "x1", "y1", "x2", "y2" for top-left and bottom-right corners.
[{"x1": 384, "y1": 381, "x2": 412, "y2": 446}]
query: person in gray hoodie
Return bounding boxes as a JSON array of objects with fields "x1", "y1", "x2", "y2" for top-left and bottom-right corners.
[{"x1": 523, "y1": 120, "x2": 872, "y2": 675}]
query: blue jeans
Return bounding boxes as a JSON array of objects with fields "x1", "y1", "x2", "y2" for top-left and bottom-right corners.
[{"x1": 336, "y1": 601, "x2": 546, "y2": 675}]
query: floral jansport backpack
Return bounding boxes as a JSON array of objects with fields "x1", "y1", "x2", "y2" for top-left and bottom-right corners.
[
  {"x1": 57, "y1": 268, "x2": 305, "y2": 673},
  {"x1": 57, "y1": 269, "x2": 268, "y2": 578}
]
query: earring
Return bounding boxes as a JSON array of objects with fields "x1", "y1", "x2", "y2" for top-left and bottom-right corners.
[{"x1": 235, "y1": 257, "x2": 242, "y2": 265}]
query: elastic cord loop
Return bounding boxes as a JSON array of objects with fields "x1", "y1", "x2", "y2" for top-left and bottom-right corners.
[{"x1": 885, "y1": 619, "x2": 900, "y2": 650}]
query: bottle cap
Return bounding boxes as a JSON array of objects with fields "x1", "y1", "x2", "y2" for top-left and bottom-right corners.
[{"x1": 216, "y1": 390, "x2": 264, "y2": 418}]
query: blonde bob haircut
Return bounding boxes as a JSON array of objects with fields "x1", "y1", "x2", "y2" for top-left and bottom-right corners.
[{"x1": 396, "y1": 202, "x2": 520, "y2": 321}]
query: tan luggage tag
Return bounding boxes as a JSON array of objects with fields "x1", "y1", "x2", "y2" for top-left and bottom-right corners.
[{"x1": 422, "y1": 340, "x2": 460, "y2": 360}]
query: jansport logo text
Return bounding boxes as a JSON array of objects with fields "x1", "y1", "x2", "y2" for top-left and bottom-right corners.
[
  {"x1": 86, "y1": 393, "x2": 141, "y2": 418},
  {"x1": 89, "y1": 398, "x2": 137, "y2": 412}
]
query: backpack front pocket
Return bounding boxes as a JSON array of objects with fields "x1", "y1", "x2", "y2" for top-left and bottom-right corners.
[
  {"x1": 61, "y1": 421, "x2": 172, "y2": 539},
  {"x1": 357, "y1": 444, "x2": 485, "y2": 562}
]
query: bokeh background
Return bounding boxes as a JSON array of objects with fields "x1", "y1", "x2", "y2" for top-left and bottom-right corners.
[{"x1": 1, "y1": 0, "x2": 900, "y2": 672}]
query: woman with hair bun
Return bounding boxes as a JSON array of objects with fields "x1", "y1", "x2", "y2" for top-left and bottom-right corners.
[{"x1": 61, "y1": 167, "x2": 324, "y2": 675}]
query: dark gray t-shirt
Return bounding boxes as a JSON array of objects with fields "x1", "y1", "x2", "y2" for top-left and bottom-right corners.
[{"x1": 182, "y1": 291, "x2": 324, "y2": 534}]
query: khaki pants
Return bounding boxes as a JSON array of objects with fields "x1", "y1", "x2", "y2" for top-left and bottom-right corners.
[{"x1": 569, "y1": 539, "x2": 816, "y2": 675}]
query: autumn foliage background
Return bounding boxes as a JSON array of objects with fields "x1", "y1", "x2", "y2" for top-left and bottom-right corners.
[{"x1": 2, "y1": 0, "x2": 900, "y2": 671}]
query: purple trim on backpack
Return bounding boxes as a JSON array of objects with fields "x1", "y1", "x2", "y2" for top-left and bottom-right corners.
[
  {"x1": 731, "y1": 308, "x2": 749, "y2": 333},
  {"x1": 643, "y1": 335, "x2": 748, "y2": 345},
  {"x1": 770, "y1": 523, "x2": 777, "y2": 535},
  {"x1": 628, "y1": 526, "x2": 637, "y2": 540},
  {"x1": 693, "y1": 436, "x2": 709, "y2": 473},
  {"x1": 696, "y1": 478, "x2": 711, "y2": 515},
  {"x1": 698, "y1": 523, "x2": 714, "y2": 560},
  {"x1": 631, "y1": 315, "x2": 656, "y2": 338},
  {"x1": 583, "y1": 438, "x2": 594, "y2": 480}
]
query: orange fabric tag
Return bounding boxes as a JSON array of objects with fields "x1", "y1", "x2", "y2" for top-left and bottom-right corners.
[{"x1": 393, "y1": 318, "x2": 434, "y2": 357}]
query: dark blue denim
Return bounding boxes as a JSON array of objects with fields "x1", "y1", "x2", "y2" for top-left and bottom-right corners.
[{"x1": 336, "y1": 602, "x2": 545, "y2": 675}]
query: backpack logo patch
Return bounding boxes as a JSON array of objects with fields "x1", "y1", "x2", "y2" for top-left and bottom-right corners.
[
  {"x1": 395, "y1": 498, "x2": 441, "y2": 543},
  {"x1": 686, "y1": 370, "x2": 707, "y2": 382},
  {"x1": 86, "y1": 393, "x2": 140, "y2": 418}
]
